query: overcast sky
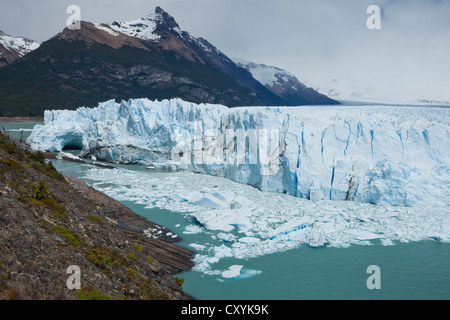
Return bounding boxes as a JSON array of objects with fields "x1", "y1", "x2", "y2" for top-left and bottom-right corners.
[{"x1": 1, "y1": 0, "x2": 449, "y2": 102}]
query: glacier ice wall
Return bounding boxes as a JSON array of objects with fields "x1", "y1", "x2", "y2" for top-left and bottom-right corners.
[{"x1": 28, "y1": 98, "x2": 450, "y2": 207}]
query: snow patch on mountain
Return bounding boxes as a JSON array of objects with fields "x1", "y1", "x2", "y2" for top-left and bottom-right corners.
[
  {"x1": 109, "y1": 13, "x2": 161, "y2": 41},
  {"x1": 0, "y1": 30, "x2": 40, "y2": 58},
  {"x1": 232, "y1": 58, "x2": 336, "y2": 105},
  {"x1": 233, "y1": 58, "x2": 281, "y2": 87},
  {"x1": 233, "y1": 58, "x2": 301, "y2": 89},
  {"x1": 94, "y1": 24, "x2": 120, "y2": 37}
]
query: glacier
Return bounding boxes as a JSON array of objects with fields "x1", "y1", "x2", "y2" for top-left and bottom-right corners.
[
  {"x1": 28, "y1": 98, "x2": 450, "y2": 207},
  {"x1": 31, "y1": 97, "x2": 449, "y2": 277}
]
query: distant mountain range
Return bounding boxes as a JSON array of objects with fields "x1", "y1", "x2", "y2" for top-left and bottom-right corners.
[
  {"x1": 0, "y1": 7, "x2": 338, "y2": 116},
  {"x1": 317, "y1": 77, "x2": 450, "y2": 106}
]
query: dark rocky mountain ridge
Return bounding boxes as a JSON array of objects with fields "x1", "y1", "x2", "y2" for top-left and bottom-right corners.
[{"x1": 0, "y1": 6, "x2": 338, "y2": 117}]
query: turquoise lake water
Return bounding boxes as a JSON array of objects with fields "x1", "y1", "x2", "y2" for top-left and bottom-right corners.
[{"x1": 3, "y1": 121, "x2": 449, "y2": 300}]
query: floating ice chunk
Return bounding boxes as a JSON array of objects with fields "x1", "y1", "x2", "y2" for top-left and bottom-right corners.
[
  {"x1": 304, "y1": 229, "x2": 328, "y2": 248},
  {"x1": 56, "y1": 151, "x2": 82, "y2": 161},
  {"x1": 193, "y1": 196, "x2": 228, "y2": 209},
  {"x1": 238, "y1": 268, "x2": 262, "y2": 279},
  {"x1": 381, "y1": 238, "x2": 394, "y2": 246},
  {"x1": 217, "y1": 233, "x2": 238, "y2": 242},
  {"x1": 239, "y1": 237, "x2": 261, "y2": 244},
  {"x1": 183, "y1": 225, "x2": 203, "y2": 234},
  {"x1": 192, "y1": 254, "x2": 221, "y2": 275},
  {"x1": 174, "y1": 191, "x2": 229, "y2": 209},
  {"x1": 189, "y1": 243, "x2": 207, "y2": 251},
  {"x1": 214, "y1": 245, "x2": 234, "y2": 259},
  {"x1": 222, "y1": 265, "x2": 243, "y2": 279},
  {"x1": 270, "y1": 217, "x2": 312, "y2": 240},
  {"x1": 173, "y1": 191, "x2": 204, "y2": 203},
  {"x1": 345, "y1": 230, "x2": 384, "y2": 241},
  {"x1": 192, "y1": 209, "x2": 251, "y2": 232}
]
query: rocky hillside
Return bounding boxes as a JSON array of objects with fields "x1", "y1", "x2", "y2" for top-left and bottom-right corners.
[{"x1": 0, "y1": 132, "x2": 193, "y2": 300}]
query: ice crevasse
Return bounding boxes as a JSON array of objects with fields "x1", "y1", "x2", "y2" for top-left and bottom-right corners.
[{"x1": 28, "y1": 98, "x2": 450, "y2": 208}]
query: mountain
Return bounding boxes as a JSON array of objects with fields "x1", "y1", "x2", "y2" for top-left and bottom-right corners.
[
  {"x1": 0, "y1": 30, "x2": 39, "y2": 67},
  {"x1": 0, "y1": 14, "x2": 261, "y2": 116},
  {"x1": 0, "y1": 7, "x2": 337, "y2": 116},
  {"x1": 109, "y1": 7, "x2": 290, "y2": 106},
  {"x1": 233, "y1": 58, "x2": 338, "y2": 106}
]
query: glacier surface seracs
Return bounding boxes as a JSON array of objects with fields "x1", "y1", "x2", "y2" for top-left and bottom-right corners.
[{"x1": 28, "y1": 98, "x2": 450, "y2": 208}]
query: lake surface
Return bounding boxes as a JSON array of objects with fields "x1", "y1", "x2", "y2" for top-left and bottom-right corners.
[{"x1": 3, "y1": 121, "x2": 449, "y2": 300}]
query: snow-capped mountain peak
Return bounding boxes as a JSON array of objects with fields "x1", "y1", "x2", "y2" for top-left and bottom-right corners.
[
  {"x1": 0, "y1": 31, "x2": 40, "y2": 55},
  {"x1": 109, "y1": 14, "x2": 160, "y2": 41},
  {"x1": 108, "y1": 6, "x2": 185, "y2": 42},
  {"x1": 0, "y1": 30, "x2": 40, "y2": 67}
]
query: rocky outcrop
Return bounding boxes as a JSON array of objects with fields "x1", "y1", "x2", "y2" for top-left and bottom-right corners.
[{"x1": 0, "y1": 132, "x2": 193, "y2": 300}]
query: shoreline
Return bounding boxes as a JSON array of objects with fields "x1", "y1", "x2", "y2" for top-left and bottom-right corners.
[
  {"x1": 0, "y1": 116, "x2": 44, "y2": 123},
  {"x1": 30, "y1": 143, "x2": 195, "y2": 274}
]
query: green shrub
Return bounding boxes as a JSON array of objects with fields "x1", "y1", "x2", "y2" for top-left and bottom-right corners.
[
  {"x1": 53, "y1": 225, "x2": 82, "y2": 246},
  {"x1": 27, "y1": 150, "x2": 45, "y2": 164},
  {"x1": 147, "y1": 255, "x2": 158, "y2": 265},
  {"x1": 52, "y1": 207, "x2": 69, "y2": 222},
  {"x1": 32, "y1": 181, "x2": 49, "y2": 200},
  {"x1": 132, "y1": 243, "x2": 143, "y2": 252},
  {"x1": 74, "y1": 287, "x2": 112, "y2": 300},
  {"x1": 2, "y1": 158, "x2": 24, "y2": 173},
  {"x1": 85, "y1": 245, "x2": 129, "y2": 272},
  {"x1": 31, "y1": 161, "x2": 65, "y2": 181},
  {"x1": 174, "y1": 276, "x2": 184, "y2": 286}
]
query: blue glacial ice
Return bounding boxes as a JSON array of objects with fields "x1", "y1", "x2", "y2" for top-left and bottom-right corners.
[
  {"x1": 27, "y1": 99, "x2": 450, "y2": 276},
  {"x1": 28, "y1": 98, "x2": 450, "y2": 208}
]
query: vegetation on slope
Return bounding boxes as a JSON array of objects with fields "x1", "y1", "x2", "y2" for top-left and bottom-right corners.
[{"x1": 0, "y1": 132, "x2": 192, "y2": 300}]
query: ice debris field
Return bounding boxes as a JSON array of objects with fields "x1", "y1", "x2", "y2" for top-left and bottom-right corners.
[{"x1": 28, "y1": 98, "x2": 450, "y2": 278}]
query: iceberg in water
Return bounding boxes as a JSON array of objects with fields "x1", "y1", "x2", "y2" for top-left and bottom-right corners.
[{"x1": 28, "y1": 98, "x2": 450, "y2": 207}]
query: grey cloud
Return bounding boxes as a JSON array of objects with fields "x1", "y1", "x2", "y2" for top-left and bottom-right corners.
[{"x1": 0, "y1": 0, "x2": 449, "y2": 101}]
